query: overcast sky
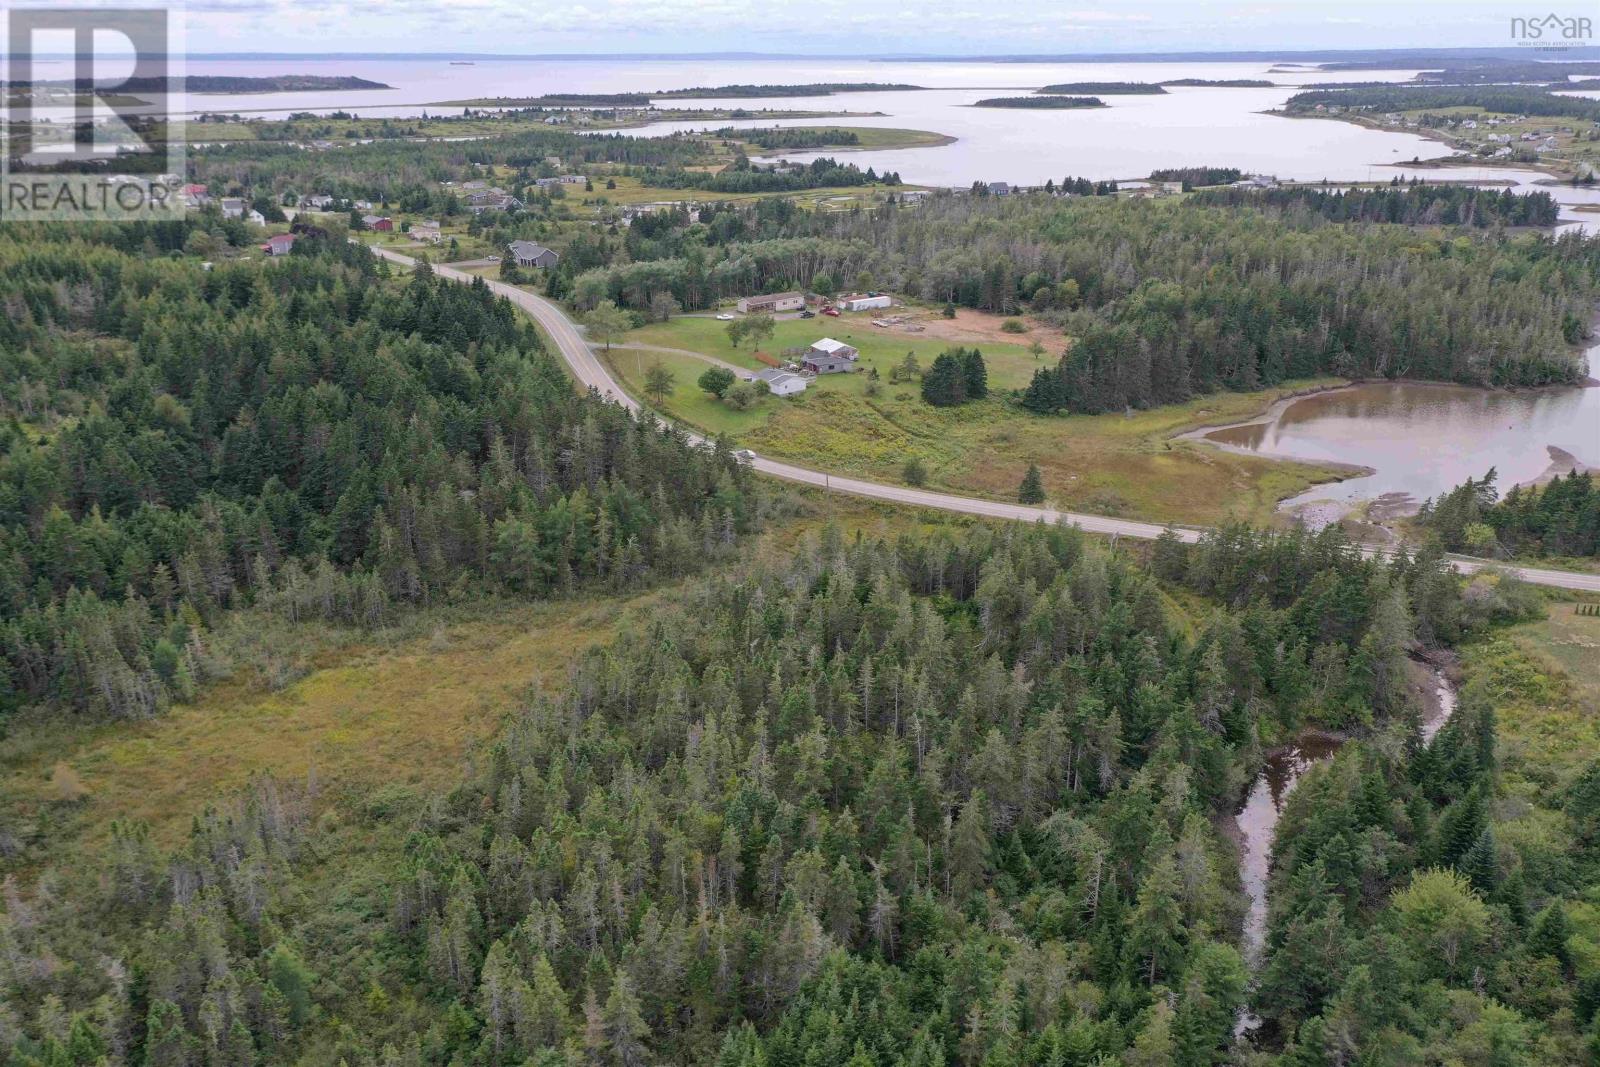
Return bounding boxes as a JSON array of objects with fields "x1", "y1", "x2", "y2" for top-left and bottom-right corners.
[{"x1": 178, "y1": 0, "x2": 1586, "y2": 55}]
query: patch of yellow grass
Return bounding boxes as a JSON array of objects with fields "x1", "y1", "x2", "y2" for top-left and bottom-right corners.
[{"x1": 2, "y1": 596, "x2": 639, "y2": 855}]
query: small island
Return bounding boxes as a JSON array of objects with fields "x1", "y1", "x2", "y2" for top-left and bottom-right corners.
[
  {"x1": 1036, "y1": 81, "x2": 1167, "y2": 95},
  {"x1": 975, "y1": 95, "x2": 1105, "y2": 109},
  {"x1": 1160, "y1": 78, "x2": 1275, "y2": 88},
  {"x1": 654, "y1": 83, "x2": 924, "y2": 98}
]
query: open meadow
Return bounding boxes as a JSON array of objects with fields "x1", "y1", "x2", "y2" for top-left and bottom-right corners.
[{"x1": 609, "y1": 313, "x2": 1351, "y2": 526}]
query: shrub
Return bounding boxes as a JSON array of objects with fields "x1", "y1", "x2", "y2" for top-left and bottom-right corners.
[
  {"x1": 902, "y1": 457, "x2": 928, "y2": 486},
  {"x1": 698, "y1": 367, "x2": 737, "y2": 398}
]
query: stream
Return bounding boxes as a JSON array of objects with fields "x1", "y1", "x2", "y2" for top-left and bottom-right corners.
[{"x1": 1232, "y1": 665, "x2": 1458, "y2": 1037}]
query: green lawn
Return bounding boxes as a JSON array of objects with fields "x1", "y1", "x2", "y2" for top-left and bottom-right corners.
[
  {"x1": 627, "y1": 314, "x2": 1046, "y2": 389},
  {"x1": 609, "y1": 312, "x2": 1353, "y2": 527},
  {"x1": 603, "y1": 347, "x2": 775, "y2": 435}
]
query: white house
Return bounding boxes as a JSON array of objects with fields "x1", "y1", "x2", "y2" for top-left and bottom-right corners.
[
  {"x1": 757, "y1": 369, "x2": 808, "y2": 396},
  {"x1": 837, "y1": 294, "x2": 892, "y2": 312},
  {"x1": 219, "y1": 197, "x2": 245, "y2": 219},
  {"x1": 247, "y1": 209, "x2": 267, "y2": 226},
  {"x1": 737, "y1": 292, "x2": 805, "y2": 314}
]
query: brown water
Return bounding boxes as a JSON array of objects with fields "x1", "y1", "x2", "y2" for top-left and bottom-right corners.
[
  {"x1": 1201, "y1": 379, "x2": 1600, "y2": 521},
  {"x1": 1233, "y1": 670, "x2": 1456, "y2": 1037}
]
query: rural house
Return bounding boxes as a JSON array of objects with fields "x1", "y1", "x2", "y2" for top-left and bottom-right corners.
[
  {"x1": 836, "y1": 294, "x2": 892, "y2": 312},
  {"x1": 508, "y1": 240, "x2": 560, "y2": 268},
  {"x1": 737, "y1": 291, "x2": 805, "y2": 314},
  {"x1": 363, "y1": 214, "x2": 393, "y2": 231},
  {"x1": 803, "y1": 338, "x2": 859, "y2": 374},
  {"x1": 262, "y1": 234, "x2": 297, "y2": 256},
  {"x1": 219, "y1": 197, "x2": 245, "y2": 219}
]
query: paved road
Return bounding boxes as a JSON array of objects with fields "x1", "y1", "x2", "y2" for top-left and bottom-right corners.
[{"x1": 370, "y1": 247, "x2": 1600, "y2": 594}]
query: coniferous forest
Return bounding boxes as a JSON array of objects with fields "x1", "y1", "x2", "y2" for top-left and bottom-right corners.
[
  {"x1": 1418, "y1": 470, "x2": 1600, "y2": 560},
  {"x1": 0, "y1": 224, "x2": 755, "y2": 721},
  {"x1": 7, "y1": 494, "x2": 1590, "y2": 1065},
  {"x1": 2, "y1": 176, "x2": 1600, "y2": 1067}
]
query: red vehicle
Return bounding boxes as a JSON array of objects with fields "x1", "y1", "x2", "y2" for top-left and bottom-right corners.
[{"x1": 821, "y1": 306, "x2": 841, "y2": 317}]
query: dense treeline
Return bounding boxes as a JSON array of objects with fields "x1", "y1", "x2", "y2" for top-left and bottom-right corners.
[
  {"x1": 1286, "y1": 85, "x2": 1600, "y2": 121},
  {"x1": 1191, "y1": 182, "x2": 1561, "y2": 226},
  {"x1": 1037, "y1": 82, "x2": 1167, "y2": 95},
  {"x1": 1161, "y1": 79, "x2": 1274, "y2": 88},
  {"x1": 0, "y1": 227, "x2": 756, "y2": 720},
  {"x1": 11, "y1": 74, "x2": 393, "y2": 92},
  {"x1": 1050, "y1": 176, "x2": 1120, "y2": 196},
  {"x1": 726, "y1": 127, "x2": 862, "y2": 150},
  {"x1": 1418, "y1": 469, "x2": 1600, "y2": 559},
  {"x1": 1148, "y1": 166, "x2": 1244, "y2": 188},
  {"x1": 191, "y1": 128, "x2": 712, "y2": 205},
  {"x1": 639, "y1": 155, "x2": 900, "y2": 193},
  {"x1": 568, "y1": 194, "x2": 1598, "y2": 410},
  {"x1": 1, "y1": 520, "x2": 1504, "y2": 1065}
]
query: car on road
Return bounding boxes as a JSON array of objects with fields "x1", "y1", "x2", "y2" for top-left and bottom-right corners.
[
  {"x1": 715, "y1": 313, "x2": 736, "y2": 320},
  {"x1": 733, "y1": 449, "x2": 756, "y2": 463}
]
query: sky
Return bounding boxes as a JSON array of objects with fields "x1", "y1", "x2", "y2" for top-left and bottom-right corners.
[{"x1": 173, "y1": 0, "x2": 1597, "y2": 56}]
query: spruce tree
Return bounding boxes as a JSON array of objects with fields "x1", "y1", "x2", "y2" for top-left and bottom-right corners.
[{"x1": 1018, "y1": 464, "x2": 1045, "y2": 505}]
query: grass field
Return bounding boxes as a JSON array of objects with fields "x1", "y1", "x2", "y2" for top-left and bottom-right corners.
[
  {"x1": 1487, "y1": 602, "x2": 1600, "y2": 791},
  {"x1": 608, "y1": 316, "x2": 1350, "y2": 525},
  {"x1": 1456, "y1": 597, "x2": 1600, "y2": 917},
  {"x1": 0, "y1": 494, "x2": 945, "y2": 881},
  {"x1": 0, "y1": 594, "x2": 642, "y2": 868},
  {"x1": 626, "y1": 313, "x2": 1047, "y2": 385}
]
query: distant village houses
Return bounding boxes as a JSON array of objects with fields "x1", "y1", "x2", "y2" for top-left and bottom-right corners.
[{"x1": 262, "y1": 234, "x2": 297, "y2": 257}]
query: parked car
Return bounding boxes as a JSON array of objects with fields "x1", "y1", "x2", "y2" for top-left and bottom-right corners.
[
  {"x1": 715, "y1": 313, "x2": 735, "y2": 320},
  {"x1": 799, "y1": 309, "x2": 815, "y2": 318},
  {"x1": 821, "y1": 306, "x2": 840, "y2": 317}
]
